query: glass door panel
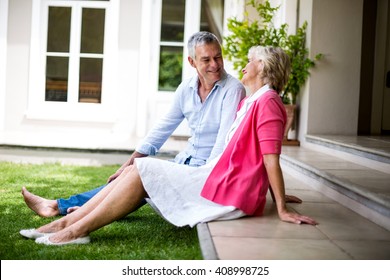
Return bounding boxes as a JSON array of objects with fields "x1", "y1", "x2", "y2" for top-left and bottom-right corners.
[
  {"x1": 79, "y1": 7, "x2": 105, "y2": 103},
  {"x1": 45, "y1": 56, "x2": 69, "y2": 102},
  {"x1": 158, "y1": 0, "x2": 185, "y2": 91},
  {"x1": 160, "y1": 0, "x2": 185, "y2": 42},
  {"x1": 45, "y1": 6, "x2": 71, "y2": 102},
  {"x1": 158, "y1": 46, "x2": 183, "y2": 91},
  {"x1": 79, "y1": 58, "x2": 103, "y2": 103},
  {"x1": 46, "y1": 7, "x2": 71, "y2": 52},
  {"x1": 80, "y1": 8, "x2": 105, "y2": 54}
]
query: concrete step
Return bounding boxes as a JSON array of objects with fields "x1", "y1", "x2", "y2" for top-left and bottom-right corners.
[
  {"x1": 306, "y1": 134, "x2": 390, "y2": 167},
  {"x1": 280, "y1": 137, "x2": 390, "y2": 231}
]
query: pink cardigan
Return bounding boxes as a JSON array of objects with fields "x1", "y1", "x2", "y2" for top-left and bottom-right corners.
[{"x1": 201, "y1": 90, "x2": 286, "y2": 216}]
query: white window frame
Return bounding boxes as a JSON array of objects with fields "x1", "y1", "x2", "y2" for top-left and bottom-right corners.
[
  {"x1": 157, "y1": 0, "x2": 201, "y2": 94},
  {"x1": 26, "y1": 0, "x2": 119, "y2": 123},
  {"x1": 136, "y1": 0, "x2": 205, "y2": 137},
  {"x1": 139, "y1": 0, "x2": 201, "y2": 96}
]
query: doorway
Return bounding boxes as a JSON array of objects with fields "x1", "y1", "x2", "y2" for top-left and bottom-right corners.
[
  {"x1": 358, "y1": 0, "x2": 390, "y2": 135},
  {"x1": 381, "y1": 0, "x2": 390, "y2": 133}
]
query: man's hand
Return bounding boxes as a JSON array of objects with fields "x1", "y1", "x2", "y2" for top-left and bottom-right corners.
[
  {"x1": 107, "y1": 169, "x2": 124, "y2": 183},
  {"x1": 107, "y1": 151, "x2": 148, "y2": 183}
]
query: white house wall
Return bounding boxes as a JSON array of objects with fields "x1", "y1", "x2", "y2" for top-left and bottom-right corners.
[
  {"x1": 242, "y1": 0, "x2": 364, "y2": 140},
  {"x1": 298, "y1": 0, "x2": 363, "y2": 141},
  {"x1": 114, "y1": 0, "x2": 143, "y2": 148},
  {"x1": 0, "y1": 0, "x2": 8, "y2": 135},
  {"x1": 2, "y1": 0, "x2": 146, "y2": 151},
  {"x1": 5, "y1": 0, "x2": 33, "y2": 144}
]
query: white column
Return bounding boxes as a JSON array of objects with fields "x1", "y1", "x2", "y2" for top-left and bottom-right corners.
[
  {"x1": 136, "y1": 0, "x2": 158, "y2": 137},
  {"x1": 0, "y1": 0, "x2": 8, "y2": 137},
  {"x1": 223, "y1": 0, "x2": 245, "y2": 77}
]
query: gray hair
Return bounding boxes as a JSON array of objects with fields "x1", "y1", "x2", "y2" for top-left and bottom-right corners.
[
  {"x1": 248, "y1": 46, "x2": 291, "y2": 93},
  {"x1": 187, "y1": 31, "x2": 221, "y2": 59}
]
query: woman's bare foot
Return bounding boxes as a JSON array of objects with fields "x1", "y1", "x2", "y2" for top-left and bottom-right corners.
[
  {"x1": 48, "y1": 229, "x2": 84, "y2": 244},
  {"x1": 21, "y1": 187, "x2": 60, "y2": 217},
  {"x1": 36, "y1": 218, "x2": 68, "y2": 233}
]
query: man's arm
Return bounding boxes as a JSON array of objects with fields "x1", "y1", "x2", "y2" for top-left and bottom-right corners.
[{"x1": 107, "y1": 84, "x2": 186, "y2": 182}]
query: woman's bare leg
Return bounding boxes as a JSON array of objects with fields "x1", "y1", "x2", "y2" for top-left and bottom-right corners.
[
  {"x1": 35, "y1": 166, "x2": 134, "y2": 233},
  {"x1": 45, "y1": 165, "x2": 146, "y2": 243}
]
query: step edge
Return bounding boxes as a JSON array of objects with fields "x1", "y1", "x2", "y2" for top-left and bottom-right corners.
[
  {"x1": 280, "y1": 154, "x2": 390, "y2": 217},
  {"x1": 306, "y1": 135, "x2": 390, "y2": 164}
]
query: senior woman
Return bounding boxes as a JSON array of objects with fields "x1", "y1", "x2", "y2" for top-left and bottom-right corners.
[{"x1": 21, "y1": 46, "x2": 317, "y2": 245}]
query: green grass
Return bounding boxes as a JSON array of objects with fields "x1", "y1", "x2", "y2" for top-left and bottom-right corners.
[{"x1": 0, "y1": 162, "x2": 202, "y2": 260}]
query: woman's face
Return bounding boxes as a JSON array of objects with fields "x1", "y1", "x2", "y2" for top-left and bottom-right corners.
[{"x1": 241, "y1": 56, "x2": 263, "y2": 87}]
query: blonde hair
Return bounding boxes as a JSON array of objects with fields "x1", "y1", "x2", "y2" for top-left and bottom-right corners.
[{"x1": 248, "y1": 46, "x2": 291, "y2": 93}]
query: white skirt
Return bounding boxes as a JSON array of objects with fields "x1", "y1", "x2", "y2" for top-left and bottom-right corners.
[{"x1": 135, "y1": 157, "x2": 245, "y2": 227}]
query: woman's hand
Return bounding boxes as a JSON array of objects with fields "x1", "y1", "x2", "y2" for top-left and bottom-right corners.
[
  {"x1": 263, "y1": 154, "x2": 316, "y2": 225},
  {"x1": 285, "y1": 194, "x2": 302, "y2": 203},
  {"x1": 279, "y1": 210, "x2": 318, "y2": 225}
]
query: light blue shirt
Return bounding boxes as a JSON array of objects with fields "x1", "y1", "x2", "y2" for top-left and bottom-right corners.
[{"x1": 136, "y1": 72, "x2": 246, "y2": 166}]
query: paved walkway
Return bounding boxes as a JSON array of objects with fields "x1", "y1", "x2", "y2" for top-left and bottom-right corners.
[{"x1": 0, "y1": 146, "x2": 173, "y2": 166}]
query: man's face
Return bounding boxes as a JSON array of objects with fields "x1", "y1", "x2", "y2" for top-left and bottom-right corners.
[{"x1": 189, "y1": 42, "x2": 224, "y2": 85}]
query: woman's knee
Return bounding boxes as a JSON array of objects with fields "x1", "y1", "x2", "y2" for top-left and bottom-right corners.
[
  {"x1": 122, "y1": 165, "x2": 140, "y2": 177},
  {"x1": 123, "y1": 165, "x2": 135, "y2": 173}
]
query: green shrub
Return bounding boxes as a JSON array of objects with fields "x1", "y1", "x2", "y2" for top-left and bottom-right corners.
[{"x1": 223, "y1": 0, "x2": 322, "y2": 104}]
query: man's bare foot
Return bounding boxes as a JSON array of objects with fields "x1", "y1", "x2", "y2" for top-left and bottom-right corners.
[{"x1": 21, "y1": 187, "x2": 60, "y2": 217}]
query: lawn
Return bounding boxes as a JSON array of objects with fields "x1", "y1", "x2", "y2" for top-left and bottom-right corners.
[{"x1": 0, "y1": 161, "x2": 202, "y2": 260}]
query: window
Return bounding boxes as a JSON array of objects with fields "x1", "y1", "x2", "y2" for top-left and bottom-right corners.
[
  {"x1": 158, "y1": 0, "x2": 185, "y2": 91},
  {"x1": 27, "y1": 0, "x2": 118, "y2": 122},
  {"x1": 45, "y1": 6, "x2": 105, "y2": 103},
  {"x1": 139, "y1": 0, "x2": 226, "y2": 136},
  {"x1": 157, "y1": 0, "x2": 224, "y2": 92}
]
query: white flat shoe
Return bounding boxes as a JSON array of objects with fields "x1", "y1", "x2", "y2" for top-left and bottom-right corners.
[
  {"x1": 20, "y1": 229, "x2": 51, "y2": 239},
  {"x1": 35, "y1": 235, "x2": 91, "y2": 246}
]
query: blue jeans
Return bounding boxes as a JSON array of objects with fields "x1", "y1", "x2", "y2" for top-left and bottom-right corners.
[
  {"x1": 57, "y1": 184, "x2": 106, "y2": 215},
  {"x1": 57, "y1": 184, "x2": 147, "y2": 215}
]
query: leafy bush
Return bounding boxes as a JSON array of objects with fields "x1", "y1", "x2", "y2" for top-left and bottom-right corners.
[{"x1": 223, "y1": 0, "x2": 322, "y2": 104}]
